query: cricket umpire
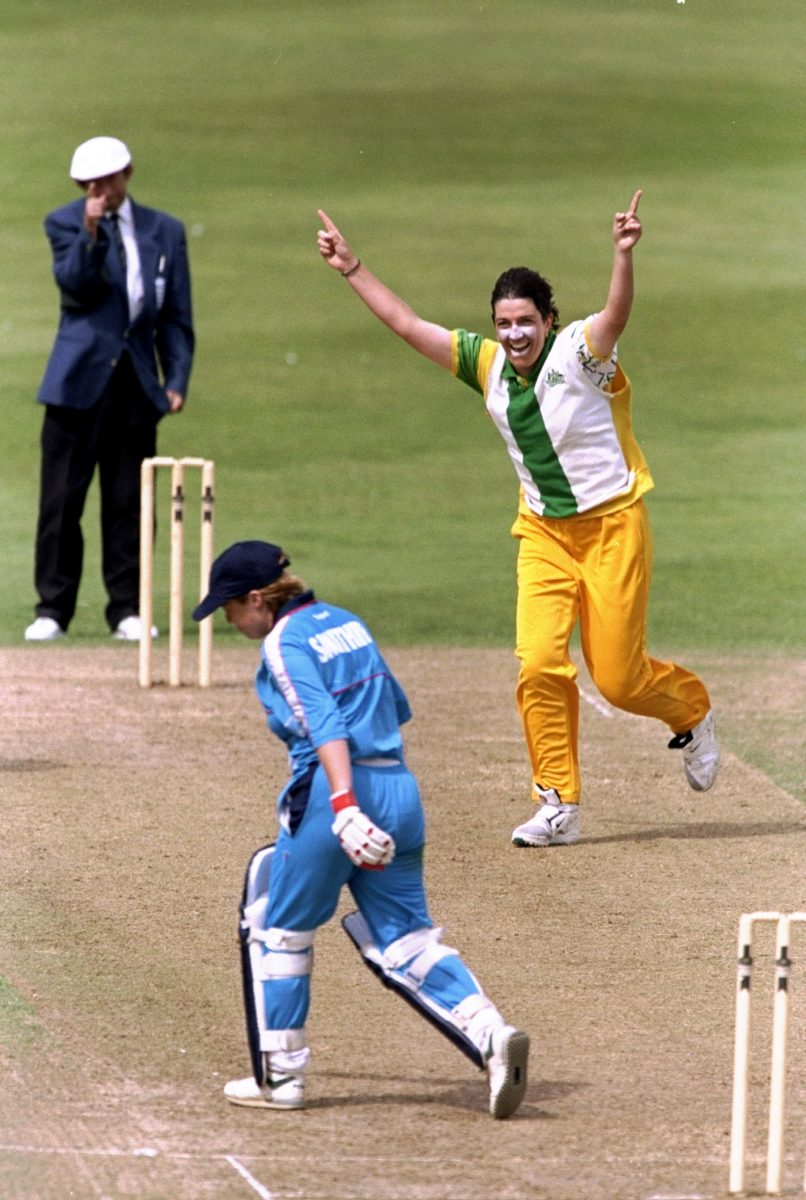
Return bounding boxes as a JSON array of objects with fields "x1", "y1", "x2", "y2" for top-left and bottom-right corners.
[
  {"x1": 193, "y1": 539, "x2": 529, "y2": 1118},
  {"x1": 25, "y1": 136, "x2": 195, "y2": 643}
]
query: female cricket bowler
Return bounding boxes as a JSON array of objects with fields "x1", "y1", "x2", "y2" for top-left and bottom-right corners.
[
  {"x1": 316, "y1": 193, "x2": 719, "y2": 848},
  {"x1": 192, "y1": 539, "x2": 529, "y2": 1116}
]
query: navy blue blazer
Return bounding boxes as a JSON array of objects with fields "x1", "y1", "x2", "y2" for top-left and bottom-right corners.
[{"x1": 37, "y1": 197, "x2": 195, "y2": 413}]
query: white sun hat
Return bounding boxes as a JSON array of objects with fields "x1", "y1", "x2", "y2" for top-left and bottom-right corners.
[{"x1": 69, "y1": 136, "x2": 132, "y2": 182}]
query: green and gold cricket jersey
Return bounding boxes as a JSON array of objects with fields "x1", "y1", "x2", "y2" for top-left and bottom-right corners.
[{"x1": 451, "y1": 318, "x2": 653, "y2": 518}]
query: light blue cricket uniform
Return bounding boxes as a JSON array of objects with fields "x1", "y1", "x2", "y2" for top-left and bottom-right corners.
[{"x1": 254, "y1": 591, "x2": 479, "y2": 1036}]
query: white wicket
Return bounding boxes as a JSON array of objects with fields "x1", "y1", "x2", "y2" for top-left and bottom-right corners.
[
  {"x1": 139, "y1": 456, "x2": 215, "y2": 688},
  {"x1": 729, "y1": 910, "x2": 806, "y2": 1195}
]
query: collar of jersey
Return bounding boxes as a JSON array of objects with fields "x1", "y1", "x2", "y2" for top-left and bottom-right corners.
[
  {"x1": 276, "y1": 589, "x2": 316, "y2": 621},
  {"x1": 501, "y1": 329, "x2": 556, "y2": 386}
]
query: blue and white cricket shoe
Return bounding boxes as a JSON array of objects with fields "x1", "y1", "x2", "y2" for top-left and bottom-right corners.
[
  {"x1": 224, "y1": 1073, "x2": 305, "y2": 1110},
  {"x1": 486, "y1": 1025, "x2": 529, "y2": 1118}
]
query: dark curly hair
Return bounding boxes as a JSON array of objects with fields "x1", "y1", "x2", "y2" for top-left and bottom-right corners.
[{"x1": 490, "y1": 267, "x2": 560, "y2": 331}]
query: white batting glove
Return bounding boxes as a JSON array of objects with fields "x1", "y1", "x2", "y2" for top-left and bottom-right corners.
[{"x1": 330, "y1": 789, "x2": 395, "y2": 870}]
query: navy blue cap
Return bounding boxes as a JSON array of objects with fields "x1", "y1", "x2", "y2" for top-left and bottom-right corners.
[{"x1": 192, "y1": 540, "x2": 290, "y2": 620}]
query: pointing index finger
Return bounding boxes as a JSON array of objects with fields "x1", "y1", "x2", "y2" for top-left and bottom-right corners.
[
  {"x1": 627, "y1": 189, "x2": 642, "y2": 217},
  {"x1": 317, "y1": 208, "x2": 338, "y2": 233}
]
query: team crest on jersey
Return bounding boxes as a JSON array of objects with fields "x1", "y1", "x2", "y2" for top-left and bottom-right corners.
[{"x1": 544, "y1": 369, "x2": 565, "y2": 387}]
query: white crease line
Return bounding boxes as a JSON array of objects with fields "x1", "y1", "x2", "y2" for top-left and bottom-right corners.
[
  {"x1": 226, "y1": 1154, "x2": 276, "y2": 1200},
  {"x1": 0, "y1": 1144, "x2": 170, "y2": 1158},
  {"x1": 579, "y1": 685, "x2": 615, "y2": 718},
  {"x1": 0, "y1": 1143, "x2": 731, "y2": 1166}
]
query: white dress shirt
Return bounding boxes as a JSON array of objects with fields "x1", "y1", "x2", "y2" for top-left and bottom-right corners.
[{"x1": 113, "y1": 197, "x2": 144, "y2": 322}]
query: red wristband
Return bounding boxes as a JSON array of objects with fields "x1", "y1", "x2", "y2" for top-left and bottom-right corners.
[{"x1": 330, "y1": 788, "x2": 357, "y2": 814}]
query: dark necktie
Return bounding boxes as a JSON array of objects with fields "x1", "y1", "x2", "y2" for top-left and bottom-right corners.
[{"x1": 108, "y1": 212, "x2": 127, "y2": 272}]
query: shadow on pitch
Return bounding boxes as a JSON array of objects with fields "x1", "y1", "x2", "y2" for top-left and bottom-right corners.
[
  {"x1": 305, "y1": 1069, "x2": 583, "y2": 1118},
  {"x1": 577, "y1": 819, "x2": 806, "y2": 846}
]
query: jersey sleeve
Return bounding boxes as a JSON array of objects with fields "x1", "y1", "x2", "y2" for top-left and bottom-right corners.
[
  {"x1": 570, "y1": 316, "x2": 619, "y2": 391},
  {"x1": 266, "y1": 632, "x2": 349, "y2": 749},
  {"x1": 451, "y1": 329, "x2": 490, "y2": 395}
]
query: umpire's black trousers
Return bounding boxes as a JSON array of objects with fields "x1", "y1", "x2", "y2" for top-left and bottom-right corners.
[{"x1": 34, "y1": 354, "x2": 160, "y2": 632}]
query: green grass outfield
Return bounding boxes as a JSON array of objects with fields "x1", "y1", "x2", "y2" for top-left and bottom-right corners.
[{"x1": 2, "y1": 0, "x2": 803, "y2": 656}]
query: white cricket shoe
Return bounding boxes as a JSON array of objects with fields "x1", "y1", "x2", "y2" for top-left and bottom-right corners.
[
  {"x1": 224, "y1": 1073, "x2": 305, "y2": 1111},
  {"x1": 511, "y1": 801, "x2": 580, "y2": 847},
  {"x1": 112, "y1": 616, "x2": 159, "y2": 641},
  {"x1": 24, "y1": 616, "x2": 65, "y2": 641},
  {"x1": 668, "y1": 709, "x2": 720, "y2": 792},
  {"x1": 485, "y1": 1025, "x2": 529, "y2": 1119}
]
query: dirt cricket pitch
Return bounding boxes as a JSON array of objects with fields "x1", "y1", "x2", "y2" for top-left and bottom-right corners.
[{"x1": 1, "y1": 644, "x2": 804, "y2": 1200}]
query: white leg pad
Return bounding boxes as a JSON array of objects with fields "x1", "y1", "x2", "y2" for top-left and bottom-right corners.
[
  {"x1": 342, "y1": 911, "x2": 485, "y2": 1069},
  {"x1": 260, "y1": 1026, "x2": 309, "y2": 1053},
  {"x1": 268, "y1": 1045, "x2": 310, "y2": 1075},
  {"x1": 263, "y1": 927, "x2": 317, "y2": 952},
  {"x1": 453, "y1": 993, "x2": 506, "y2": 1054},
  {"x1": 261, "y1": 948, "x2": 313, "y2": 979},
  {"x1": 239, "y1": 845, "x2": 315, "y2": 1085},
  {"x1": 383, "y1": 925, "x2": 464, "y2": 987}
]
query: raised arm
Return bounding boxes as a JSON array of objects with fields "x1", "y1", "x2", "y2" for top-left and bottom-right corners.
[
  {"x1": 587, "y1": 190, "x2": 643, "y2": 360},
  {"x1": 316, "y1": 209, "x2": 452, "y2": 371}
]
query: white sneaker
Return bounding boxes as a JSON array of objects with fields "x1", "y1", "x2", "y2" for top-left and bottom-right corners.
[
  {"x1": 512, "y1": 801, "x2": 580, "y2": 847},
  {"x1": 224, "y1": 1073, "x2": 305, "y2": 1110},
  {"x1": 668, "y1": 709, "x2": 720, "y2": 792},
  {"x1": 485, "y1": 1025, "x2": 529, "y2": 1119},
  {"x1": 24, "y1": 616, "x2": 65, "y2": 641},
  {"x1": 112, "y1": 616, "x2": 159, "y2": 641}
]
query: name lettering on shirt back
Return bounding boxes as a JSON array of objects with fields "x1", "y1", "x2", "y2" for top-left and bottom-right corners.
[{"x1": 308, "y1": 620, "x2": 373, "y2": 663}]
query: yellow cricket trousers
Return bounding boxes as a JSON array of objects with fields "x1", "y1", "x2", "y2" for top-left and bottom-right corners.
[{"x1": 512, "y1": 498, "x2": 711, "y2": 804}]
